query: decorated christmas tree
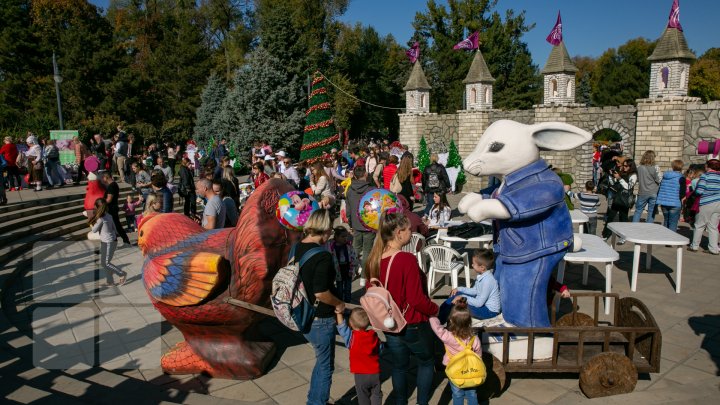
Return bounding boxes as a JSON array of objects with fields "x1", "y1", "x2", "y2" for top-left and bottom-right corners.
[
  {"x1": 299, "y1": 73, "x2": 342, "y2": 161},
  {"x1": 417, "y1": 136, "x2": 430, "y2": 172},
  {"x1": 446, "y1": 138, "x2": 466, "y2": 187}
]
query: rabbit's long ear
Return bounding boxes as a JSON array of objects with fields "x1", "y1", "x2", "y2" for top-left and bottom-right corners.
[{"x1": 530, "y1": 122, "x2": 592, "y2": 151}]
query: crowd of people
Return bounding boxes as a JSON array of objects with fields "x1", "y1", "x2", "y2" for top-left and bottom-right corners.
[{"x1": 584, "y1": 144, "x2": 719, "y2": 254}]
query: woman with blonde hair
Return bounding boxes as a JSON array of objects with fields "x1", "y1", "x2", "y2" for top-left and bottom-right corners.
[
  {"x1": 311, "y1": 161, "x2": 335, "y2": 208},
  {"x1": 395, "y1": 155, "x2": 415, "y2": 210},
  {"x1": 365, "y1": 210, "x2": 438, "y2": 405},
  {"x1": 632, "y1": 150, "x2": 661, "y2": 224},
  {"x1": 296, "y1": 209, "x2": 344, "y2": 405}
]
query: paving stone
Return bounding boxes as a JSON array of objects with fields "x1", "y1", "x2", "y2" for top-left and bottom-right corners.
[
  {"x1": 5, "y1": 385, "x2": 52, "y2": 403},
  {"x1": 269, "y1": 382, "x2": 310, "y2": 405},
  {"x1": 278, "y1": 343, "x2": 316, "y2": 366},
  {"x1": 211, "y1": 380, "x2": 270, "y2": 401},
  {"x1": 84, "y1": 369, "x2": 131, "y2": 388},
  {"x1": 663, "y1": 364, "x2": 718, "y2": 385},
  {"x1": 508, "y1": 378, "x2": 569, "y2": 404},
  {"x1": 253, "y1": 367, "x2": 307, "y2": 396},
  {"x1": 50, "y1": 374, "x2": 93, "y2": 396}
]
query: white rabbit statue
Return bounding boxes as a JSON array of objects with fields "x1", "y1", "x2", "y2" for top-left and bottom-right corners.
[{"x1": 458, "y1": 120, "x2": 591, "y2": 327}]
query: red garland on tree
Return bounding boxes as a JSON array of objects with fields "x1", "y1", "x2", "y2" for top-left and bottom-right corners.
[{"x1": 300, "y1": 73, "x2": 341, "y2": 161}]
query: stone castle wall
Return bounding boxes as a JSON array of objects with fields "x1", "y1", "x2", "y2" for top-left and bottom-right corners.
[
  {"x1": 399, "y1": 100, "x2": 719, "y2": 194},
  {"x1": 685, "y1": 101, "x2": 720, "y2": 165}
]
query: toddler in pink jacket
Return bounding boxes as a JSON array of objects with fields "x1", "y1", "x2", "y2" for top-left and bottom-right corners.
[{"x1": 430, "y1": 298, "x2": 482, "y2": 405}]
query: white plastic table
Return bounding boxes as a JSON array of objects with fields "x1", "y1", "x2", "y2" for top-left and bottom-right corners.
[
  {"x1": 607, "y1": 222, "x2": 689, "y2": 293},
  {"x1": 436, "y1": 220, "x2": 493, "y2": 248},
  {"x1": 558, "y1": 233, "x2": 619, "y2": 314},
  {"x1": 570, "y1": 210, "x2": 589, "y2": 233}
]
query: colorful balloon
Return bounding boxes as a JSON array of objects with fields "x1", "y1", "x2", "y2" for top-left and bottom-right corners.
[
  {"x1": 276, "y1": 191, "x2": 320, "y2": 231},
  {"x1": 357, "y1": 189, "x2": 402, "y2": 232}
]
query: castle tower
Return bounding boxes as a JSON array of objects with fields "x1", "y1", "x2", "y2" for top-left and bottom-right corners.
[
  {"x1": 463, "y1": 50, "x2": 495, "y2": 110},
  {"x1": 647, "y1": 26, "x2": 695, "y2": 98},
  {"x1": 541, "y1": 41, "x2": 578, "y2": 105},
  {"x1": 404, "y1": 61, "x2": 431, "y2": 113}
]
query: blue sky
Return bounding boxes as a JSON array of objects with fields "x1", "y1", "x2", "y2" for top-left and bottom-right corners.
[{"x1": 89, "y1": 0, "x2": 718, "y2": 66}]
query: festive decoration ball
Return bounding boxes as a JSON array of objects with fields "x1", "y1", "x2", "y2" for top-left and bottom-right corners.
[
  {"x1": 357, "y1": 189, "x2": 402, "y2": 232},
  {"x1": 276, "y1": 191, "x2": 320, "y2": 231}
]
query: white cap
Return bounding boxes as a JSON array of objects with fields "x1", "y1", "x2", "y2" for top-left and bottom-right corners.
[
  {"x1": 275, "y1": 151, "x2": 287, "y2": 157},
  {"x1": 264, "y1": 155, "x2": 275, "y2": 161},
  {"x1": 330, "y1": 148, "x2": 338, "y2": 153}
]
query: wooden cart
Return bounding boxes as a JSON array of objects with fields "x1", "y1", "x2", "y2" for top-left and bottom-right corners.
[{"x1": 477, "y1": 292, "x2": 662, "y2": 399}]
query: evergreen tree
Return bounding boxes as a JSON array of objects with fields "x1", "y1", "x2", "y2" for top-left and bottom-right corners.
[
  {"x1": 194, "y1": 73, "x2": 227, "y2": 148},
  {"x1": 300, "y1": 72, "x2": 341, "y2": 161},
  {"x1": 217, "y1": 47, "x2": 305, "y2": 165},
  {"x1": 446, "y1": 138, "x2": 465, "y2": 186},
  {"x1": 417, "y1": 136, "x2": 430, "y2": 172}
]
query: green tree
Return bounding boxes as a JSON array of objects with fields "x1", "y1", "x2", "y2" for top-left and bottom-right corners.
[
  {"x1": 417, "y1": 136, "x2": 430, "y2": 172},
  {"x1": 300, "y1": 72, "x2": 341, "y2": 161},
  {"x1": 328, "y1": 23, "x2": 405, "y2": 138},
  {"x1": 256, "y1": 0, "x2": 349, "y2": 79},
  {"x1": 689, "y1": 48, "x2": 720, "y2": 102},
  {"x1": 199, "y1": 0, "x2": 254, "y2": 80},
  {"x1": 194, "y1": 73, "x2": 227, "y2": 148},
  {"x1": 591, "y1": 38, "x2": 655, "y2": 106},
  {"x1": 413, "y1": 0, "x2": 539, "y2": 113},
  {"x1": 217, "y1": 47, "x2": 305, "y2": 164},
  {"x1": 446, "y1": 138, "x2": 465, "y2": 186}
]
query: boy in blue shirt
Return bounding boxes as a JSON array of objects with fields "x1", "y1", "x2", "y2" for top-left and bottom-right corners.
[{"x1": 439, "y1": 248, "x2": 501, "y2": 322}]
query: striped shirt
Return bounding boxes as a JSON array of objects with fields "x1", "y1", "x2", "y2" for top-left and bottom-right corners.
[
  {"x1": 695, "y1": 171, "x2": 720, "y2": 206},
  {"x1": 576, "y1": 192, "x2": 601, "y2": 217}
]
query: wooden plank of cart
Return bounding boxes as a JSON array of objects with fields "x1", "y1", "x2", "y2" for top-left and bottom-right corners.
[{"x1": 476, "y1": 292, "x2": 661, "y2": 399}]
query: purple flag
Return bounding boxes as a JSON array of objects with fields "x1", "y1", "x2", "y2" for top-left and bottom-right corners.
[
  {"x1": 667, "y1": 0, "x2": 683, "y2": 31},
  {"x1": 546, "y1": 11, "x2": 562, "y2": 46},
  {"x1": 406, "y1": 42, "x2": 420, "y2": 63},
  {"x1": 453, "y1": 31, "x2": 479, "y2": 50}
]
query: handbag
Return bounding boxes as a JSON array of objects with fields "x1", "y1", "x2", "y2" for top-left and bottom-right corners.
[
  {"x1": 611, "y1": 188, "x2": 635, "y2": 211},
  {"x1": 390, "y1": 174, "x2": 402, "y2": 193}
]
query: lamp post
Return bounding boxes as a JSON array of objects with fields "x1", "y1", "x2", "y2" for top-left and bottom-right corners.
[{"x1": 52, "y1": 51, "x2": 64, "y2": 130}]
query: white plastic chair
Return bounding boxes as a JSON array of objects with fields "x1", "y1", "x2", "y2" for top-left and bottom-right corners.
[
  {"x1": 402, "y1": 233, "x2": 427, "y2": 271},
  {"x1": 421, "y1": 245, "x2": 470, "y2": 295}
]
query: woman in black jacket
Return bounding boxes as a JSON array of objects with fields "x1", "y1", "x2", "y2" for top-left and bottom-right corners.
[{"x1": 178, "y1": 157, "x2": 196, "y2": 217}]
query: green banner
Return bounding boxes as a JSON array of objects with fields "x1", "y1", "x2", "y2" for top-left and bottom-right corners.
[
  {"x1": 49, "y1": 130, "x2": 79, "y2": 140},
  {"x1": 50, "y1": 130, "x2": 79, "y2": 165}
]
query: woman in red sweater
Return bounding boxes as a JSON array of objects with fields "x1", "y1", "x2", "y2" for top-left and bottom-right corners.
[
  {"x1": 0, "y1": 136, "x2": 21, "y2": 191},
  {"x1": 365, "y1": 210, "x2": 438, "y2": 405}
]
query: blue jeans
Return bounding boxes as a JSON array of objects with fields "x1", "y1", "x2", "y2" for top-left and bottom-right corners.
[
  {"x1": 632, "y1": 195, "x2": 657, "y2": 223},
  {"x1": 303, "y1": 317, "x2": 336, "y2": 405},
  {"x1": 384, "y1": 322, "x2": 435, "y2": 405},
  {"x1": 450, "y1": 381, "x2": 479, "y2": 405},
  {"x1": 661, "y1": 206, "x2": 682, "y2": 232},
  {"x1": 44, "y1": 159, "x2": 63, "y2": 186},
  {"x1": 423, "y1": 191, "x2": 436, "y2": 217}
]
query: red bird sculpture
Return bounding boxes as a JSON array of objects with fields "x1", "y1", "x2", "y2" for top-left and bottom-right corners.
[{"x1": 138, "y1": 179, "x2": 299, "y2": 379}]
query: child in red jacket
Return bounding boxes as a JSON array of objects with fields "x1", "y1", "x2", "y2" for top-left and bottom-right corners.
[{"x1": 336, "y1": 308, "x2": 382, "y2": 405}]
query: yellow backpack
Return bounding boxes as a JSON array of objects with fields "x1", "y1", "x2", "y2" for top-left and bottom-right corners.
[{"x1": 445, "y1": 336, "x2": 486, "y2": 388}]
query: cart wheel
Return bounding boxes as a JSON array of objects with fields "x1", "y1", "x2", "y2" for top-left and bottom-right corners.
[
  {"x1": 476, "y1": 353, "x2": 506, "y2": 400},
  {"x1": 556, "y1": 312, "x2": 594, "y2": 327},
  {"x1": 579, "y1": 352, "x2": 637, "y2": 398}
]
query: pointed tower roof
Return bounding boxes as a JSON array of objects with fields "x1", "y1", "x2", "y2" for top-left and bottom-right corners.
[
  {"x1": 463, "y1": 50, "x2": 495, "y2": 84},
  {"x1": 648, "y1": 27, "x2": 696, "y2": 61},
  {"x1": 403, "y1": 61, "x2": 431, "y2": 91},
  {"x1": 541, "y1": 41, "x2": 578, "y2": 74}
]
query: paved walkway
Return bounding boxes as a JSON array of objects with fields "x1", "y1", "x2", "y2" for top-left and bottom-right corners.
[{"x1": 1, "y1": 193, "x2": 719, "y2": 404}]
